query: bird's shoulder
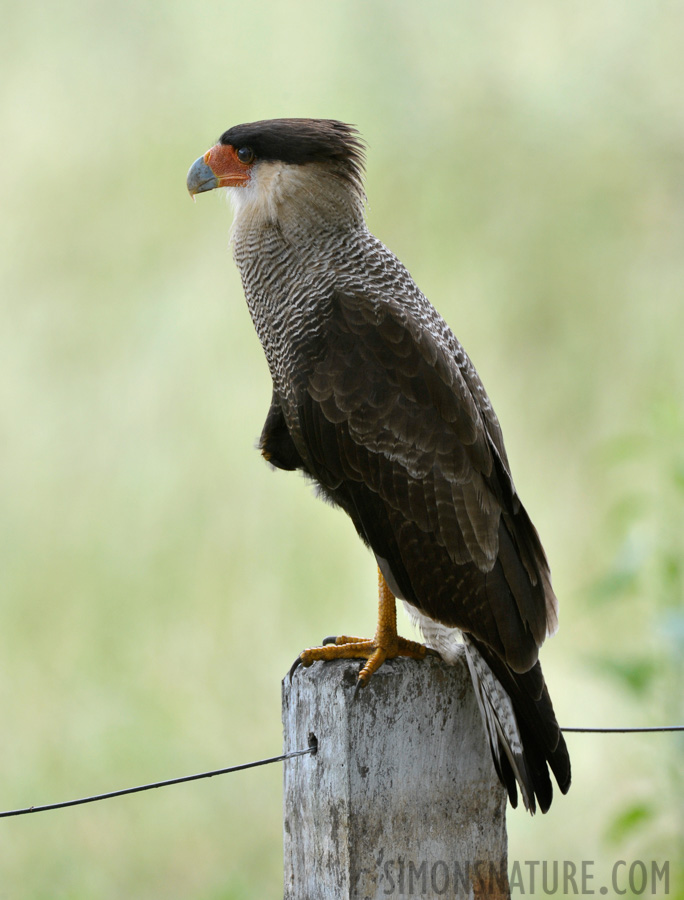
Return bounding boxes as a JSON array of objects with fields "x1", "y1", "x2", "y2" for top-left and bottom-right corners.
[{"x1": 303, "y1": 262, "x2": 510, "y2": 481}]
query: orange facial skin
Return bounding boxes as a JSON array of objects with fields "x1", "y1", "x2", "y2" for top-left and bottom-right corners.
[{"x1": 203, "y1": 144, "x2": 252, "y2": 187}]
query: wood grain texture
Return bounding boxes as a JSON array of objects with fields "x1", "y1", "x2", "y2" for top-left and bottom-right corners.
[{"x1": 282, "y1": 653, "x2": 510, "y2": 899}]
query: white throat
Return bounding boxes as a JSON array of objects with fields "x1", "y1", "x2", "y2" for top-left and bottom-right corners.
[{"x1": 226, "y1": 160, "x2": 366, "y2": 239}]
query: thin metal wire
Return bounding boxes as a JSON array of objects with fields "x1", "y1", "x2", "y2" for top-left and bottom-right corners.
[
  {"x1": 562, "y1": 725, "x2": 684, "y2": 733},
  {"x1": 0, "y1": 744, "x2": 317, "y2": 819},
  {"x1": 1, "y1": 725, "x2": 682, "y2": 819}
]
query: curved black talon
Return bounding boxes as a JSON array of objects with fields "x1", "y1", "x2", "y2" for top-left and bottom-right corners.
[
  {"x1": 353, "y1": 675, "x2": 367, "y2": 700},
  {"x1": 322, "y1": 635, "x2": 338, "y2": 646},
  {"x1": 288, "y1": 654, "x2": 304, "y2": 681}
]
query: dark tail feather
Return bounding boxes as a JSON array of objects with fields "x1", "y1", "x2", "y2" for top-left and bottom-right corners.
[{"x1": 464, "y1": 635, "x2": 571, "y2": 814}]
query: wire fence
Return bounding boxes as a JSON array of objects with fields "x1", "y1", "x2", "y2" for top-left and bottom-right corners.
[
  {"x1": 0, "y1": 726, "x2": 681, "y2": 819},
  {"x1": 0, "y1": 742, "x2": 318, "y2": 819}
]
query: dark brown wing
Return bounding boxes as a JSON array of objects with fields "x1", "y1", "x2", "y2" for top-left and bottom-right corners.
[
  {"x1": 259, "y1": 388, "x2": 305, "y2": 471},
  {"x1": 294, "y1": 291, "x2": 556, "y2": 672}
]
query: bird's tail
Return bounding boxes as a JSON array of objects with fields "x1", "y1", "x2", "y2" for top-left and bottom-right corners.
[{"x1": 463, "y1": 633, "x2": 571, "y2": 814}]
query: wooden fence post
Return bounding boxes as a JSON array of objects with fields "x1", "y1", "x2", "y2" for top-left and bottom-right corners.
[{"x1": 282, "y1": 651, "x2": 510, "y2": 899}]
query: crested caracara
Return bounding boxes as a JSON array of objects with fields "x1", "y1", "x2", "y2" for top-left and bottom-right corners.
[{"x1": 187, "y1": 118, "x2": 571, "y2": 813}]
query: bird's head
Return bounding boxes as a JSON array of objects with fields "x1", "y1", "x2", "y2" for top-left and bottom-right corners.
[{"x1": 187, "y1": 118, "x2": 366, "y2": 229}]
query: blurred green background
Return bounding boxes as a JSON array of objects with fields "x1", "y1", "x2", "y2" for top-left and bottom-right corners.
[{"x1": 1, "y1": 0, "x2": 683, "y2": 896}]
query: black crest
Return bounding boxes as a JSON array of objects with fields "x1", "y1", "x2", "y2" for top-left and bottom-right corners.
[{"x1": 218, "y1": 118, "x2": 365, "y2": 186}]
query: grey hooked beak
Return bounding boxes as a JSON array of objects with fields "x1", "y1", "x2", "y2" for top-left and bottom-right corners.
[{"x1": 186, "y1": 157, "x2": 219, "y2": 196}]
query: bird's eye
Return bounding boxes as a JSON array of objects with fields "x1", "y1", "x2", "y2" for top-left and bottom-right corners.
[{"x1": 236, "y1": 146, "x2": 255, "y2": 164}]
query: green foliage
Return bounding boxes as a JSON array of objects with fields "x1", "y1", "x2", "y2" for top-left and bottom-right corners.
[
  {"x1": 591, "y1": 657, "x2": 660, "y2": 696},
  {"x1": 605, "y1": 803, "x2": 654, "y2": 846},
  {"x1": 585, "y1": 399, "x2": 684, "y2": 897},
  {"x1": 1, "y1": 1, "x2": 683, "y2": 896}
]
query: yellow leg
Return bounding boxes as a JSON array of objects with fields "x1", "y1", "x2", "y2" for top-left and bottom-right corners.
[{"x1": 297, "y1": 567, "x2": 431, "y2": 688}]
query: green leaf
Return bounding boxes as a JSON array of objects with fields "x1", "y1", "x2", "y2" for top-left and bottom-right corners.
[{"x1": 605, "y1": 802, "x2": 654, "y2": 844}]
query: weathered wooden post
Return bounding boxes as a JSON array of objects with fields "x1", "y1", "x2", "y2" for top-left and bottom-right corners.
[{"x1": 282, "y1": 651, "x2": 510, "y2": 900}]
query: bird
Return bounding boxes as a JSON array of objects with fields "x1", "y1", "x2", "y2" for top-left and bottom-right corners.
[{"x1": 186, "y1": 118, "x2": 571, "y2": 814}]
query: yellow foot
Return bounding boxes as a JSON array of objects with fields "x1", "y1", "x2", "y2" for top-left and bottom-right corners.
[
  {"x1": 299, "y1": 632, "x2": 431, "y2": 688},
  {"x1": 290, "y1": 568, "x2": 437, "y2": 690}
]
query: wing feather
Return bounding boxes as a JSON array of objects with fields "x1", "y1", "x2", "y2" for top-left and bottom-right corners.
[{"x1": 293, "y1": 291, "x2": 553, "y2": 667}]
